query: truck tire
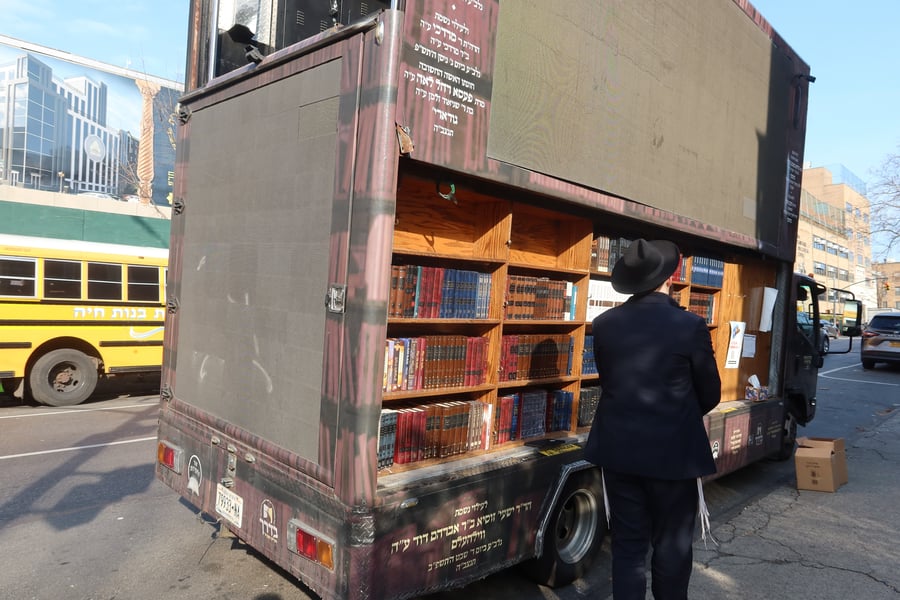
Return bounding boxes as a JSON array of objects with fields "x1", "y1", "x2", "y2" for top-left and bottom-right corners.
[
  {"x1": 524, "y1": 469, "x2": 607, "y2": 587},
  {"x1": 29, "y1": 349, "x2": 99, "y2": 407},
  {"x1": 774, "y1": 413, "x2": 798, "y2": 461}
]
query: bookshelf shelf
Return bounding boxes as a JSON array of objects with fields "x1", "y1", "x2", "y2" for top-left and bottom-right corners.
[
  {"x1": 392, "y1": 250, "x2": 508, "y2": 268},
  {"x1": 383, "y1": 384, "x2": 495, "y2": 401},
  {"x1": 501, "y1": 320, "x2": 583, "y2": 327},
  {"x1": 388, "y1": 318, "x2": 502, "y2": 326},
  {"x1": 497, "y1": 376, "x2": 579, "y2": 389},
  {"x1": 507, "y1": 263, "x2": 590, "y2": 277},
  {"x1": 379, "y1": 174, "x2": 769, "y2": 473},
  {"x1": 690, "y1": 283, "x2": 722, "y2": 292}
]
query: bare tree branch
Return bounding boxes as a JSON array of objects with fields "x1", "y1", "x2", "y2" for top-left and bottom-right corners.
[{"x1": 868, "y1": 147, "x2": 900, "y2": 260}]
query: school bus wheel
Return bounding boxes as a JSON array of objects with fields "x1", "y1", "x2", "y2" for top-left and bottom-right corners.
[
  {"x1": 28, "y1": 348, "x2": 99, "y2": 407},
  {"x1": 523, "y1": 469, "x2": 608, "y2": 587}
]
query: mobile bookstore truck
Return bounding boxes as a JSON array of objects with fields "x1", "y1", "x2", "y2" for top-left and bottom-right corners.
[{"x1": 155, "y1": 1, "x2": 861, "y2": 599}]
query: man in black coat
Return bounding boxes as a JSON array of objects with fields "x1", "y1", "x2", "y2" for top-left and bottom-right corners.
[{"x1": 585, "y1": 238, "x2": 721, "y2": 600}]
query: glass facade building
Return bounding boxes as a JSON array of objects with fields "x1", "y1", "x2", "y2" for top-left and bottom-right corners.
[{"x1": 1, "y1": 53, "x2": 121, "y2": 195}]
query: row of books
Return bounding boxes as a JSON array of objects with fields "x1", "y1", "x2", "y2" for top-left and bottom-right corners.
[
  {"x1": 577, "y1": 385, "x2": 602, "y2": 427},
  {"x1": 687, "y1": 292, "x2": 716, "y2": 324},
  {"x1": 672, "y1": 256, "x2": 691, "y2": 283},
  {"x1": 582, "y1": 335, "x2": 597, "y2": 375},
  {"x1": 389, "y1": 265, "x2": 493, "y2": 319},
  {"x1": 672, "y1": 255, "x2": 725, "y2": 288},
  {"x1": 383, "y1": 336, "x2": 487, "y2": 392},
  {"x1": 686, "y1": 255, "x2": 724, "y2": 288},
  {"x1": 499, "y1": 334, "x2": 573, "y2": 382},
  {"x1": 504, "y1": 275, "x2": 577, "y2": 321},
  {"x1": 377, "y1": 388, "x2": 577, "y2": 469},
  {"x1": 586, "y1": 279, "x2": 630, "y2": 321},
  {"x1": 590, "y1": 236, "x2": 633, "y2": 273},
  {"x1": 378, "y1": 400, "x2": 491, "y2": 467}
]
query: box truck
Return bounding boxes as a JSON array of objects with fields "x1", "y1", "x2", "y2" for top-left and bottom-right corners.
[{"x1": 156, "y1": 1, "x2": 861, "y2": 598}]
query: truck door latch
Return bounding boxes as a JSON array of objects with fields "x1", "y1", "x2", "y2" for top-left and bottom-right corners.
[{"x1": 326, "y1": 284, "x2": 346, "y2": 314}]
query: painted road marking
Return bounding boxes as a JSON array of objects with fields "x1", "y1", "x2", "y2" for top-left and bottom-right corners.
[
  {"x1": 819, "y1": 364, "x2": 900, "y2": 387},
  {"x1": 0, "y1": 402, "x2": 154, "y2": 419},
  {"x1": 0, "y1": 436, "x2": 156, "y2": 461}
]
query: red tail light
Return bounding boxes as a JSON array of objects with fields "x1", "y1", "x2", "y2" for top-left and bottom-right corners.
[
  {"x1": 861, "y1": 330, "x2": 878, "y2": 338},
  {"x1": 157, "y1": 440, "x2": 184, "y2": 473},
  {"x1": 288, "y1": 520, "x2": 335, "y2": 570}
]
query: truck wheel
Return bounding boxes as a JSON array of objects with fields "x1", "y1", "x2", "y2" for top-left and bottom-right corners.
[
  {"x1": 861, "y1": 359, "x2": 875, "y2": 370},
  {"x1": 28, "y1": 349, "x2": 98, "y2": 406},
  {"x1": 774, "y1": 413, "x2": 798, "y2": 461},
  {"x1": 524, "y1": 470, "x2": 607, "y2": 587}
]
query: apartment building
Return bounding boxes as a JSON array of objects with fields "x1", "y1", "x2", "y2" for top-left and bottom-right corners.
[{"x1": 796, "y1": 165, "x2": 877, "y2": 323}]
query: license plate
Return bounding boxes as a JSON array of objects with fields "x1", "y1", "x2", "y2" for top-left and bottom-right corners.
[{"x1": 215, "y1": 483, "x2": 244, "y2": 528}]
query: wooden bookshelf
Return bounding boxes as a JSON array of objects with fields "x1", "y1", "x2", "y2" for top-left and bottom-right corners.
[
  {"x1": 380, "y1": 173, "x2": 593, "y2": 474},
  {"x1": 380, "y1": 174, "x2": 780, "y2": 474}
]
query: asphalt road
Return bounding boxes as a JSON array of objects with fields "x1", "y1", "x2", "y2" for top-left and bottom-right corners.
[{"x1": 0, "y1": 339, "x2": 896, "y2": 600}]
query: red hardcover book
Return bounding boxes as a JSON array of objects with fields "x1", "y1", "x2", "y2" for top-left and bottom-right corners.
[
  {"x1": 413, "y1": 337, "x2": 426, "y2": 390},
  {"x1": 438, "y1": 402, "x2": 453, "y2": 458},
  {"x1": 430, "y1": 267, "x2": 445, "y2": 319},
  {"x1": 477, "y1": 337, "x2": 487, "y2": 385},
  {"x1": 498, "y1": 395, "x2": 514, "y2": 444},
  {"x1": 393, "y1": 408, "x2": 409, "y2": 464},
  {"x1": 396, "y1": 265, "x2": 408, "y2": 318},
  {"x1": 411, "y1": 406, "x2": 426, "y2": 462}
]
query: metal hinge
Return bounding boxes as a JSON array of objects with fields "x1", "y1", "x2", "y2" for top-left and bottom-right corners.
[
  {"x1": 176, "y1": 104, "x2": 191, "y2": 124},
  {"x1": 172, "y1": 196, "x2": 185, "y2": 215},
  {"x1": 326, "y1": 284, "x2": 346, "y2": 314},
  {"x1": 160, "y1": 385, "x2": 173, "y2": 402},
  {"x1": 167, "y1": 296, "x2": 179, "y2": 314}
]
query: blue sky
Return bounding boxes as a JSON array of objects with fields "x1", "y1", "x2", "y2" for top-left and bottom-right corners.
[
  {"x1": 0, "y1": 0, "x2": 189, "y2": 84},
  {"x1": 2, "y1": 0, "x2": 895, "y2": 189},
  {"x1": 751, "y1": 0, "x2": 900, "y2": 189},
  {"x1": 1, "y1": 0, "x2": 896, "y2": 241}
]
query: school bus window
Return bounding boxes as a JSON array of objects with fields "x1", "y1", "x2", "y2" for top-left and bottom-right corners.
[
  {"x1": 87, "y1": 262, "x2": 122, "y2": 300},
  {"x1": 0, "y1": 256, "x2": 37, "y2": 297},
  {"x1": 128, "y1": 265, "x2": 161, "y2": 301},
  {"x1": 44, "y1": 259, "x2": 82, "y2": 299}
]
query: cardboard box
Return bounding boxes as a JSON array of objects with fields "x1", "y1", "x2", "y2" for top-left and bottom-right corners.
[{"x1": 795, "y1": 437, "x2": 848, "y2": 492}]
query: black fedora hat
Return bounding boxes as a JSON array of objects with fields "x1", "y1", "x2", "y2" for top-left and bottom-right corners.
[{"x1": 611, "y1": 239, "x2": 680, "y2": 294}]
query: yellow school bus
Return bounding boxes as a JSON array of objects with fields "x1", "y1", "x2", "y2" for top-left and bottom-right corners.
[{"x1": 0, "y1": 234, "x2": 168, "y2": 406}]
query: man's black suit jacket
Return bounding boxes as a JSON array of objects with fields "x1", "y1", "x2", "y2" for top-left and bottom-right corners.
[{"x1": 584, "y1": 292, "x2": 722, "y2": 480}]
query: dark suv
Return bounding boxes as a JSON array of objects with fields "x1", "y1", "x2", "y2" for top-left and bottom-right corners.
[{"x1": 861, "y1": 313, "x2": 900, "y2": 370}]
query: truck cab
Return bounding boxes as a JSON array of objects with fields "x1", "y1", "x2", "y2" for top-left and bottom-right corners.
[{"x1": 784, "y1": 275, "x2": 861, "y2": 432}]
